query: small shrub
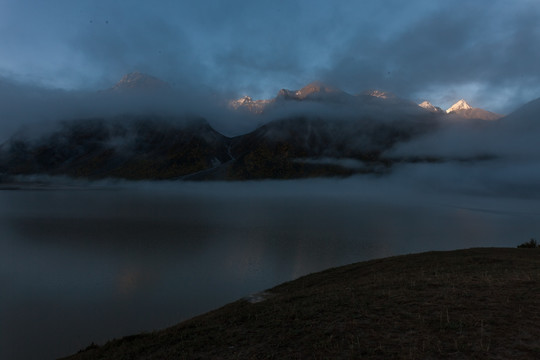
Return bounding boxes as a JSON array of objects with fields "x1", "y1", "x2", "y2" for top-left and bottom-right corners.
[
  {"x1": 517, "y1": 238, "x2": 539, "y2": 248},
  {"x1": 77, "y1": 342, "x2": 99, "y2": 353}
]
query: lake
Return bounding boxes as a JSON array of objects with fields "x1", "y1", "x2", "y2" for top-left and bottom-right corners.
[{"x1": 1, "y1": 172, "x2": 539, "y2": 360}]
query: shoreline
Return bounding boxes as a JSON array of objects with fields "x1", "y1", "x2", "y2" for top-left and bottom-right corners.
[{"x1": 61, "y1": 247, "x2": 540, "y2": 359}]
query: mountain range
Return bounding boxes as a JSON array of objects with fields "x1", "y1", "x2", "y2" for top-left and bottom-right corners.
[
  {"x1": 230, "y1": 80, "x2": 502, "y2": 121},
  {"x1": 0, "y1": 73, "x2": 533, "y2": 182}
]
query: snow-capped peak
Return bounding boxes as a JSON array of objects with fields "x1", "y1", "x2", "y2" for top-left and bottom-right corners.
[
  {"x1": 419, "y1": 101, "x2": 436, "y2": 110},
  {"x1": 229, "y1": 95, "x2": 270, "y2": 113},
  {"x1": 236, "y1": 96, "x2": 252, "y2": 104},
  {"x1": 418, "y1": 101, "x2": 444, "y2": 113},
  {"x1": 229, "y1": 96, "x2": 253, "y2": 109},
  {"x1": 364, "y1": 90, "x2": 395, "y2": 99},
  {"x1": 446, "y1": 99, "x2": 472, "y2": 113}
]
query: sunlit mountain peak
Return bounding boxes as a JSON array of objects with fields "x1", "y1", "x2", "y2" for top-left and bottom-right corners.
[
  {"x1": 229, "y1": 95, "x2": 270, "y2": 113},
  {"x1": 418, "y1": 100, "x2": 444, "y2": 113},
  {"x1": 276, "y1": 81, "x2": 347, "y2": 100},
  {"x1": 445, "y1": 99, "x2": 502, "y2": 120},
  {"x1": 362, "y1": 89, "x2": 396, "y2": 99},
  {"x1": 296, "y1": 81, "x2": 343, "y2": 97},
  {"x1": 446, "y1": 99, "x2": 472, "y2": 113}
]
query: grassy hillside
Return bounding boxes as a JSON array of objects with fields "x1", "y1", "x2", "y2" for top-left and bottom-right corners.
[{"x1": 62, "y1": 248, "x2": 540, "y2": 359}]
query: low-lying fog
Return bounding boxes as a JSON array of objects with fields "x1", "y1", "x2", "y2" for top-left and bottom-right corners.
[
  {"x1": 1, "y1": 78, "x2": 540, "y2": 360},
  {"x1": 2, "y1": 161, "x2": 540, "y2": 360}
]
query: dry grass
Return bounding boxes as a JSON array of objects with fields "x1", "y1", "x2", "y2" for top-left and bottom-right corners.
[{"x1": 61, "y1": 248, "x2": 540, "y2": 359}]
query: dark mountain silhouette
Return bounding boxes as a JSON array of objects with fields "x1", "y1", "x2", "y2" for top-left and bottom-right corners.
[
  {"x1": 499, "y1": 97, "x2": 540, "y2": 129},
  {"x1": 0, "y1": 75, "x2": 519, "y2": 182},
  {"x1": 225, "y1": 105, "x2": 439, "y2": 179},
  {"x1": 0, "y1": 116, "x2": 230, "y2": 180},
  {"x1": 0, "y1": 108, "x2": 441, "y2": 181}
]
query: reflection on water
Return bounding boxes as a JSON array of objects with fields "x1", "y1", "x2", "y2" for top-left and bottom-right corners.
[{"x1": 1, "y1": 178, "x2": 539, "y2": 360}]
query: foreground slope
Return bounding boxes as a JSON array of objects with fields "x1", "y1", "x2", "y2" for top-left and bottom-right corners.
[{"x1": 63, "y1": 248, "x2": 540, "y2": 359}]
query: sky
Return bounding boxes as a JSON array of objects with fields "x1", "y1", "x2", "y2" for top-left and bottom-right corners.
[{"x1": 0, "y1": 0, "x2": 539, "y2": 114}]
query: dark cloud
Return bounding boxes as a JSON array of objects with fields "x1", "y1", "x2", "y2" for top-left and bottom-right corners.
[
  {"x1": 0, "y1": 76, "x2": 256, "y2": 142},
  {"x1": 0, "y1": 0, "x2": 539, "y2": 112},
  {"x1": 320, "y1": 1, "x2": 540, "y2": 112},
  {"x1": 69, "y1": 13, "x2": 199, "y2": 89}
]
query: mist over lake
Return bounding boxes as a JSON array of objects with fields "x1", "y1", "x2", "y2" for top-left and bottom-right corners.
[
  {"x1": 2, "y1": 75, "x2": 539, "y2": 360},
  {"x1": 2, "y1": 164, "x2": 540, "y2": 360},
  {"x1": 2, "y1": 1, "x2": 540, "y2": 358}
]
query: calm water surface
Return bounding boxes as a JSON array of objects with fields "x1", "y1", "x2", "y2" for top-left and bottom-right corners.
[{"x1": 1, "y1": 178, "x2": 539, "y2": 360}]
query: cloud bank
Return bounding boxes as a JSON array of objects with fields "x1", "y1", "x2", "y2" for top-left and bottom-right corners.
[{"x1": 0, "y1": 0, "x2": 539, "y2": 113}]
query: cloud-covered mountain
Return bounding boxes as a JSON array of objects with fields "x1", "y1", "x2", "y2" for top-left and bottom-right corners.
[
  {"x1": 110, "y1": 72, "x2": 172, "y2": 92},
  {"x1": 276, "y1": 82, "x2": 352, "y2": 102},
  {"x1": 0, "y1": 73, "x2": 531, "y2": 182},
  {"x1": 230, "y1": 81, "x2": 354, "y2": 113},
  {"x1": 229, "y1": 96, "x2": 270, "y2": 114},
  {"x1": 224, "y1": 108, "x2": 438, "y2": 179},
  {"x1": 230, "y1": 82, "x2": 425, "y2": 115},
  {"x1": 387, "y1": 94, "x2": 540, "y2": 162},
  {"x1": 0, "y1": 116, "x2": 231, "y2": 180},
  {"x1": 498, "y1": 97, "x2": 540, "y2": 131}
]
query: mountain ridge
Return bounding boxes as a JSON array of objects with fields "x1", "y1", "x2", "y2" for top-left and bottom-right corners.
[
  {"x1": 419, "y1": 100, "x2": 444, "y2": 113},
  {"x1": 1, "y1": 73, "x2": 534, "y2": 182},
  {"x1": 226, "y1": 79, "x2": 500, "y2": 118},
  {"x1": 446, "y1": 99, "x2": 502, "y2": 121},
  {"x1": 95, "y1": 72, "x2": 507, "y2": 118},
  {"x1": 446, "y1": 99, "x2": 472, "y2": 113}
]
